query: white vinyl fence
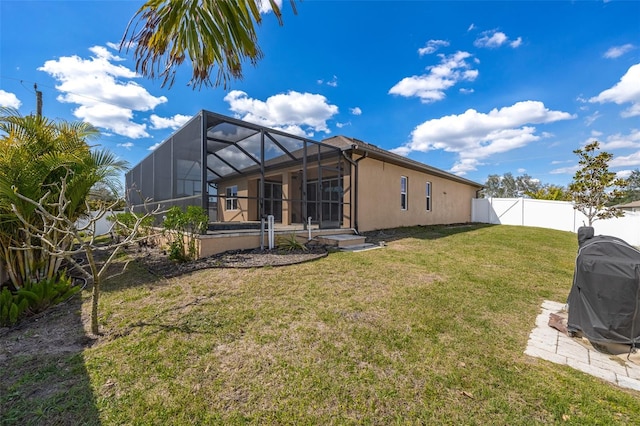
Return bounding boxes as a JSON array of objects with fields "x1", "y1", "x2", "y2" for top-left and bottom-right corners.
[
  {"x1": 75, "y1": 211, "x2": 121, "y2": 236},
  {"x1": 472, "y1": 198, "x2": 640, "y2": 246}
]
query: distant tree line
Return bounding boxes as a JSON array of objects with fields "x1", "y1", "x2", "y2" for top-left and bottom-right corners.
[
  {"x1": 481, "y1": 173, "x2": 572, "y2": 200},
  {"x1": 482, "y1": 142, "x2": 640, "y2": 226}
]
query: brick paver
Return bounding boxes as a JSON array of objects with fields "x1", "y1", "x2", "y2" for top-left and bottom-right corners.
[{"x1": 525, "y1": 300, "x2": 640, "y2": 392}]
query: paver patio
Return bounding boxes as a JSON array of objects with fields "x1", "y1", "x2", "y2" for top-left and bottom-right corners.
[{"x1": 525, "y1": 300, "x2": 640, "y2": 392}]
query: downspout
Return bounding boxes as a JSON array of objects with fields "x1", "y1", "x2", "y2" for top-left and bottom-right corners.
[{"x1": 342, "y1": 146, "x2": 368, "y2": 233}]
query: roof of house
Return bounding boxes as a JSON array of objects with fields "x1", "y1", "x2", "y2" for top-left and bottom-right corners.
[
  {"x1": 321, "y1": 135, "x2": 483, "y2": 189},
  {"x1": 616, "y1": 200, "x2": 640, "y2": 209}
]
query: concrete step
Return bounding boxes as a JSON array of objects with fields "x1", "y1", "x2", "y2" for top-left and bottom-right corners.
[
  {"x1": 340, "y1": 243, "x2": 383, "y2": 253},
  {"x1": 316, "y1": 233, "x2": 366, "y2": 248}
]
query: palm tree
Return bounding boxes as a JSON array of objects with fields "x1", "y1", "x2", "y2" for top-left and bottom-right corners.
[
  {"x1": 121, "y1": 0, "x2": 296, "y2": 89},
  {"x1": 0, "y1": 107, "x2": 128, "y2": 289}
]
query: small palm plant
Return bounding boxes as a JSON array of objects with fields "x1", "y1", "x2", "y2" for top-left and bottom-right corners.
[{"x1": 276, "y1": 233, "x2": 307, "y2": 252}]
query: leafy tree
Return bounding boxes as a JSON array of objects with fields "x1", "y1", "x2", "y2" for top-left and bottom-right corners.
[
  {"x1": 483, "y1": 174, "x2": 503, "y2": 198},
  {"x1": 611, "y1": 169, "x2": 640, "y2": 205},
  {"x1": 122, "y1": 0, "x2": 297, "y2": 89},
  {"x1": 0, "y1": 107, "x2": 127, "y2": 289},
  {"x1": 526, "y1": 184, "x2": 571, "y2": 201},
  {"x1": 482, "y1": 173, "x2": 542, "y2": 198},
  {"x1": 568, "y1": 141, "x2": 627, "y2": 226}
]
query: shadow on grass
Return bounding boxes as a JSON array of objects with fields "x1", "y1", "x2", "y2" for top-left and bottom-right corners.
[
  {"x1": 361, "y1": 223, "x2": 496, "y2": 244},
  {"x1": 0, "y1": 296, "x2": 102, "y2": 425},
  {"x1": 99, "y1": 254, "x2": 172, "y2": 294}
]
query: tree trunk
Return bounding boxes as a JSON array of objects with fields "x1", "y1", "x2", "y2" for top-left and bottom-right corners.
[
  {"x1": 91, "y1": 276, "x2": 100, "y2": 335},
  {"x1": 85, "y1": 247, "x2": 101, "y2": 335}
]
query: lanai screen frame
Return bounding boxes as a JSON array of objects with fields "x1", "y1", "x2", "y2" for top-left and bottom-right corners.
[{"x1": 125, "y1": 110, "x2": 347, "y2": 230}]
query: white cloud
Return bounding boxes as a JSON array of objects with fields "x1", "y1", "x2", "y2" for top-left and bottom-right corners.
[
  {"x1": 552, "y1": 130, "x2": 640, "y2": 173},
  {"x1": 584, "y1": 111, "x2": 601, "y2": 126},
  {"x1": 391, "y1": 100, "x2": 575, "y2": 175},
  {"x1": 0, "y1": 90, "x2": 21, "y2": 108},
  {"x1": 474, "y1": 30, "x2": 521, "y2": 49},
  {"x1": 610, "y1": 150, "x2": 640, "y2": 168},
  {"x1": 589, "y1": 63, "x2": 640, "y2": 118},
  {"x1": 604, "y1": 44, "x2": 635, "y2": 59},
  {"x1": 148, "y1": 142, "x2": 162, "y2": 151},
  {"x1": 317, "y1": 75, "x2": 338, "y2": 87},
  {"x1": 150, "y1": 113, "x2": 192, "y2": 130},
  {"x1": 510, "y1": 37, "x2": 523, "y2": 48},
  {"x1": 617, "y1": 170, "x2": 633, "y2": 179},
  {"x1": 598, "y1": 129, "x2": 640, "y2": 150},
  {"x1": 388, "y1": 51, "x2": 478, "y2": 103},
  {"x1": 350, "y1": 107, "x2": 362, "y2": 116},
  {"x1": 517, "y1": 168, "x2": 527, "y2": 173},
  {"x1": 117, "y1": 142, "x2": 134, "y2": 149},
  {"x1": 418, "y1": 39, "x2": 449, "y2": 56},
  {"x1": 38, "y1": 45, "x2": 167, "y2": 138},
  {"x1": 106, "y1": 40, "x2": 136, "y2": 52},
  {"x1": 336, "y1": 121, "x2": 351, "y2": 128},
  {"x1": 224, "y1": 90, "x2": 339, "y2": 137},
  {"x1": 550, "y1": 165, "x2": 579, "y2": 175},
  {"x1": 467, "y1": 23, "x2": 476, "y2": 32},
  {"x1": 257, "y1": 0, "x2": 282, "y2": 14},
  {"x1": 459, "y1": 88, "x2": 474, "y2": 95}
]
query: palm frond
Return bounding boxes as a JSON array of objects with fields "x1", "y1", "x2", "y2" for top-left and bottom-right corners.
[{"x1": 121, "y1": 0, "x2": 297, "y2": 89}]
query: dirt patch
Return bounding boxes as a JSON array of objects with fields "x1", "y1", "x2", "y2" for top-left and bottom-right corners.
[{"x1": 0, "y1": 295, "x2": 94, "y2": 362}]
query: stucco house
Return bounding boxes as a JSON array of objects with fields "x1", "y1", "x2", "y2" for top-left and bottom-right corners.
[
  {"x1": 616, "y1": 200, "x2": 640, "y2": 212},
  {"x1": 126, "y1": 110, "x2": 482, "y2": 255}
]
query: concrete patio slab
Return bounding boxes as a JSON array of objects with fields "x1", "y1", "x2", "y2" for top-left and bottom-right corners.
[{"x1": 525, "y1": 300, "x2": 640, "y2": 392}]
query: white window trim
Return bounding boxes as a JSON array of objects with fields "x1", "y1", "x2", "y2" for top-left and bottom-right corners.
[
  {"x1": 426, "y1": 181, "x2": 432, "y2": 212},
  {"x1": 226, "y1": 185, "x2": 238, "y2": 211},
  {"x1": 401, "y1": 176, "x2": 408, "y2": 210}
]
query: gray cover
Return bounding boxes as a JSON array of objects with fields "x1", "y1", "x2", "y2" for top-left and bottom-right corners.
[{"x1": 567, "y1": 226, "x2": 640, "y2": 346}]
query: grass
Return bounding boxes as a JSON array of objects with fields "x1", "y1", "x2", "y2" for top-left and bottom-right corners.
[{"x1": 3, "y1": 224, "x2": 640, "y2": 424}]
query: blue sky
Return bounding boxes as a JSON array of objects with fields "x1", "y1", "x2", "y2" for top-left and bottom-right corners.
[{"x1": 1, "y1": 1, "x2": 639, "y2": 187}]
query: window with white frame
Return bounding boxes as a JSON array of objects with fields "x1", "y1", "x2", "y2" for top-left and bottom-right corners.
[
  {"x1": 225, "y1": 185, "x2": 238, "y2": 210},
  {"x1": 426, "y1": 181, "x2": 432, "y2": 211},
  {"x1": 401, "y1": 176, "x2": 408, "y2": 210}
]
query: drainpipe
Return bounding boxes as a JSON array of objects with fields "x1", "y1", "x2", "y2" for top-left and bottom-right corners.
[{"x1": 342, "y1": 147, "x2": 367, "y2": 233}]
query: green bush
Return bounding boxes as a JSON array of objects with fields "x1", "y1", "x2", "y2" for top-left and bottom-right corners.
[
  {"x1": 108, "y1": 212, "x2": 155, "y2": 239},
  {"x1": 0, "y1": 274, "x2": 81, "y2": 327},
  {"x1": 163, "y1": 206, "x2": 209, "y2": 262},
  {"x1": 0, "y1": 287, "x2": 28, "y2": 326}
]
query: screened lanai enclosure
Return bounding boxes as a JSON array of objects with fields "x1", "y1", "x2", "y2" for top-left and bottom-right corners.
[{"x1": 126, "y1": 111, "x2": 350, "y2": 231}]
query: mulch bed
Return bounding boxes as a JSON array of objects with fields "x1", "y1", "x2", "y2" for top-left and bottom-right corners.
[{"x1": 134, "y1": 246, "x2": 329, "y2": 278}]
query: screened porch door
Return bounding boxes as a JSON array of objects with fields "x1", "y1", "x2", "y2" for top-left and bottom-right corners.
[
  {"x1": 306, "y1": 177, "x2": 342, "y2": 229},
  {"x1": 262, "y1": 181, "x2": 282, "y2": 222}
]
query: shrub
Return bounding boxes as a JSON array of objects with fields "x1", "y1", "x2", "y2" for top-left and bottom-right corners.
[
  {"x1": 163, "y1": 206, "x2": 209, "y2": 262},
  {"x1": 108, "y1": 212, "x2": 155, "y2": 241},
  {"x1": 0, "y1": 274, "x2": 81, "y2": 327}
]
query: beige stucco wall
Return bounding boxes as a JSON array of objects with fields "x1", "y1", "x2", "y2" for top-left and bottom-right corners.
[
  {"x1": 218, "y1": 176, "x2": 252, "y2": 222},
  {"x1": 354, "y1": 157, "x2": 479, "y2": 232}
]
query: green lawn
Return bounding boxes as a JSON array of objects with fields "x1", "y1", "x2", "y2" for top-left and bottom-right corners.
[{"x1": 3, "y1": 224, "x2": 640, "y2": 424}]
